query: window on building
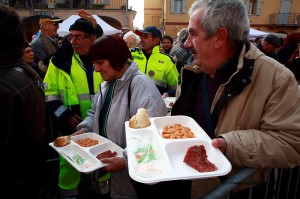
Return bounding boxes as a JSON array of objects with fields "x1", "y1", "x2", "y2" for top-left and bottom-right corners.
[
  {"x1": 245, "y1": 0, "x2": 262, "y2": 16},
  {"x1": 152, "y1": 15, "x2": 160, "y2": 28},
  {"x1": 249, "y1": 0, "x2": 257, "y2": 15},
  {"x1": 170, "y1": 0, "x2": 186, "y2": 14},
  {"x1": 103, "y1": 0, "x2": 110, "y2": 5}
]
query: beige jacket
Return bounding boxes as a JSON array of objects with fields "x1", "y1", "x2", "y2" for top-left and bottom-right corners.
[
  {"x1": 173, "y1": 43, "x2": 300, "y2": 193},
  {"x1": 217, "y1": 43, "x2": 300, "y2": 169}
]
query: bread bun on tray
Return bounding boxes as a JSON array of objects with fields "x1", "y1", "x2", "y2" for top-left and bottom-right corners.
[
  {"x1": 54, "y1": 135, "x2": 71, "y2": 147},
  {"x1": 129, "y1": 108, "x2": 151, "y2": 128}
]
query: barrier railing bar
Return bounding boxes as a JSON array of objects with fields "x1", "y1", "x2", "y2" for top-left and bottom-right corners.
[
  {"x1": 293, "y1": 167, "x2": 299, "y2": 199},
  {"x1": 286, "y1": 169, "x2": 292, "y2": 199},
  {"x1": 275, "y1": 168, "x2": 283, "y2": 199},
  {"x1": 200, "y1": 168, "x2": 257, "y2": 199},
  {"x1": 247, "y1": 172, "x2": 254, "y2": 199},
  {"x1": 263, "y1": 168, "x2": 273, "y2": 199}
]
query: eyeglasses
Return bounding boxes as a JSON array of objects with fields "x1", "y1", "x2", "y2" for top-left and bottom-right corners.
[
  {"x1": 47, "y1": 22, "x2": 59, "y2": 26},
  {"x1": 68, "y1": 34, "x2": 90, "y2": 42}
]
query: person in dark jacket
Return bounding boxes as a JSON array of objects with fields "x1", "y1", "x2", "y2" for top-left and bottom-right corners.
[
  {"x1": 23, "y1": 42, "x2": 46, "y2": 78},
  {"x1": 277, "y1": 32, "x2": 300, "y2": 84},
  {"x1": 256, "y1": 34, "x2": 282, "y2": 60},
  {"x1": 161, "y1": 35, "x2": 174, "y2": 54},
  {"x1": 162, "y1": 28, "x2": 193, "y2": 98},
  {"x1": 170, "y1": 28, "x2": 193, "y2": 73},
  {"x1": 0, "y1": 4, "x2": 50, "y2": 198}
]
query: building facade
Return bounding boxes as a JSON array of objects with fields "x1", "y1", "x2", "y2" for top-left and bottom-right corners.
[
  {"x1": 144, "y1": 0, "x2": 300, "y2": 39},
  {"x1": 1, "y1": 0, "x2": 136, "y2": 42}
]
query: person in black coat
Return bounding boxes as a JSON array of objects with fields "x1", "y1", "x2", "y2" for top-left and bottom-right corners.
[{"x1": 0, "y1": 4, "x2": 53, "y2": 198}]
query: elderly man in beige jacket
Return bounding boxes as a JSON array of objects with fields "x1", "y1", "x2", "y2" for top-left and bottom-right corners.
[{"x1": 171, "y1": 0, "x2": 300, "y2": 198}]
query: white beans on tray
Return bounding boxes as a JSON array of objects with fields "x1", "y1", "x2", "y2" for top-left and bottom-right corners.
[{"x1": 161, "y1": 124, "x2": 196, "y2": 139}]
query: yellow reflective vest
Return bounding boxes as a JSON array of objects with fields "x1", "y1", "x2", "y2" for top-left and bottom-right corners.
[
  {"x1": 44, "y1": 53, "x2": 103, "y2": 119},
  {"x1": 131, "y1": 45, "x2": 178, "y2": 93}
]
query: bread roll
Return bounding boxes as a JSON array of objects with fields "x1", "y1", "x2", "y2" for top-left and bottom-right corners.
[
  {"x1": 129, "y1": 108, "x2": 151, "y2": 128},
  {"x1": 54, "y1": 136, "x2": 71, "y2": 147}
]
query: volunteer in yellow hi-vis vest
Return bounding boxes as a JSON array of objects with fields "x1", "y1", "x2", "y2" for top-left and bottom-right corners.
[
  {"x1": 131, "y1": 26, "x2": 179, "y2": 94},
  {"x1": 43, "y1": 16, "x2": 103, "y2": 198}
]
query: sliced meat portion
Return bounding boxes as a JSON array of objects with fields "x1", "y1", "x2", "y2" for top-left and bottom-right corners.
[
  {"x1": 97, "y1": 150, "x2": 117, "y2": 159},
  {"x1": 183, "y1": 145, "x2": 217, "y2": 172}
]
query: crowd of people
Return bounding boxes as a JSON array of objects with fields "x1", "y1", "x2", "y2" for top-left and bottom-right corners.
[
  {"x1": 252, "y1": 32, "x2": 300, "y2": 83},
  {"x1": 1, "y1": 0, "x2": 300, "y2": 199}
]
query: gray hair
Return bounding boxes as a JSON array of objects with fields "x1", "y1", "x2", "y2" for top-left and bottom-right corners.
[
  {"x1": 177, "y1": 28, "x2": 189, "y2": 43},
  {"x1": 123, "y1": 31, "x2": 140, "y2": 45},
  {"x1": 189, "y1": 0, "x2": 250, "y2": 43}
]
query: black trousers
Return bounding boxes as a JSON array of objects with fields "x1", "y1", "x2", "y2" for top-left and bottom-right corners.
[{"x1": 131, "y1": 180, "x2": 192, "y2": 199}]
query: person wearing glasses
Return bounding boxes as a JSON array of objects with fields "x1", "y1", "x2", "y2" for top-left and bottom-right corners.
[
  {"x1": 43, "y1": 17, "x2": 104, "y2": 198},
  {"x1": 30, "y1": 15, "x2": 63, "y2": 66}
]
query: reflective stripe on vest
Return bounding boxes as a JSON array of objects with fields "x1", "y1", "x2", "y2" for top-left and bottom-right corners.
[
  {"x1": 54, "y1": 105, "x2": 68, "y2": 117},
  {"x1": 78, "y1": 93, "x2": 92, "y2": 101},
  {"x1": 46, "y1": 93, "x2": 92, "y2": 102},
  {"x1": 45, "y1": 94, "x2": 60, "y2": 102}
]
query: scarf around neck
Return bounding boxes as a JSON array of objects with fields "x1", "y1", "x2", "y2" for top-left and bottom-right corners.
[{"x1": 40, "y1": 32, "x2": 57, "y2": 56}]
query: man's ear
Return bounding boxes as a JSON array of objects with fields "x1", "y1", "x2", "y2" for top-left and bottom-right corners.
[
  {"x1": 214, "y1": 28, "x2": 228, "y2": 49},
  {"x1": 154, "y1": 37, "x2": 161, "y2": 46}
]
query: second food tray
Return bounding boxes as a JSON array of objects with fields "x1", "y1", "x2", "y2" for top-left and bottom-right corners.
[
  {"x1": 125, "y1": 115, "x2": 232, "y2": 184},
  {"x1": 49, "y1": 133, "x2": 124, "y2": 173}
]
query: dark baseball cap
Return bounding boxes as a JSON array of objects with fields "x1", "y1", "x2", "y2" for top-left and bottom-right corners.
[
  {"x1": 135, "y1": 26, "x2": 162, "y2": 41},
  {"x1": 264, "y1": 34, "x2": 282, "y2": 47},
  {"x1": 39, "y1": 15, "x2": 63, "y2": 25}
]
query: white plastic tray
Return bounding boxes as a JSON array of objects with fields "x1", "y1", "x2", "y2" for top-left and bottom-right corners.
[
  {"x1": 49, "y1": 132, "x2": 123, "y2": 173},
  {"x1": 125, "y1": 115, "x2": 232, "y2": 184}
]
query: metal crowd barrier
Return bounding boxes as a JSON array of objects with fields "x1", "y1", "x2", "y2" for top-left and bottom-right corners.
[{"x1": 199, "y1": 167, "x2": 300, "y2": 199}]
